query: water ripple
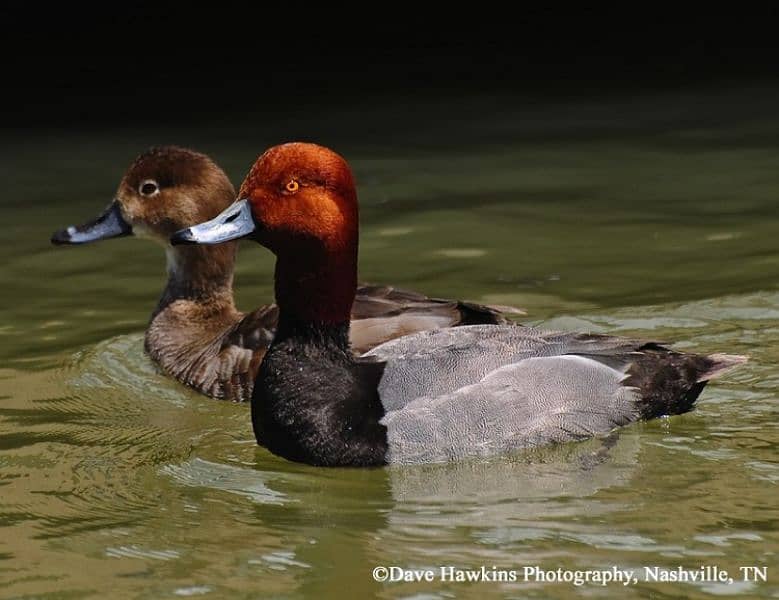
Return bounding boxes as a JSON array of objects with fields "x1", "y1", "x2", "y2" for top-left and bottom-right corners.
[{"x1": 161, "y1": 458, "x2": 287, "y2": 505}]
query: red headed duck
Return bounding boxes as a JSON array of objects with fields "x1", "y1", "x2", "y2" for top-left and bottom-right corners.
[
  {"x1": 171, "y1": 142, "x2": 747, "y2": 467},
  {"x1": 51, "y1": 146, "x2": 522, "y2": 402}
]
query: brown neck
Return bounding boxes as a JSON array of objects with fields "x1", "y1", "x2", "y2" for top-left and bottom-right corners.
[
  {"x1": 154, "y1": 241, "x2": 238, "y2": 316},
  {"x1": 274, "y1": 243, "x2": 357, "y2": 330}
]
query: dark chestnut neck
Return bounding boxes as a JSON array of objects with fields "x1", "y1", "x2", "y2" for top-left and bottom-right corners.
[
  {"x1": 154, "y1": 242, "x2": 238, "y2": 316},
  {"x1": 272, "y1": 243, "x2": 358, "y2": 342}
]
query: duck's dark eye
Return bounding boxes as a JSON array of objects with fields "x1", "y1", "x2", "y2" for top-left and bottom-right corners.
[
  {"x1": 284, "y1": 180, "x2": 300, "y2": 193},
  {"x1": 139, "y1": 179, "x2": 160, "y2": 197}
]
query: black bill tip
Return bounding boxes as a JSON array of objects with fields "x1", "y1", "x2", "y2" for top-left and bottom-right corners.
[
  {"x1": 51, "y1": 227, "x2": 76, "y2": 245},
  {"x1": 170, "y1": 227, "x2": 197, "y2": 246},
  {"x1": 50, "y1": 201, "x2": 132, "y2": 246}
]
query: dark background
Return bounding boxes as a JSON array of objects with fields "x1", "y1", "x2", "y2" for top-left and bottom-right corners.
[{"x1": 3, "y1": 8, "x2": 779, "y2": 132}]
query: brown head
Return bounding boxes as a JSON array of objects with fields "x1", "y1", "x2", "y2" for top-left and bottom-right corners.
[
  {"x1": 118, "y1": 146, "x2": 236, "y2": 241},
  {"x1": 52, "y1": 146, "x2": 236, "y2": 245},
  {"x1": 172, "y1": 143, "x2": 359, "y2": 323}
]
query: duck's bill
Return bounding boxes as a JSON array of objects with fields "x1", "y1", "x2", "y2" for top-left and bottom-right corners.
[
  {"x1": 170, "y1": 199, "x2": 256, "y2": 246},
  {"x1": 51, "y1": 201, "x2": 132, "y2": 245}
]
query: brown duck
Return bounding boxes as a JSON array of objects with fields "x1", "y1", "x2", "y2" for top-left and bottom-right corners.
[{"x1": 51, "y1": 146, "x2": 523, "y2": 401}]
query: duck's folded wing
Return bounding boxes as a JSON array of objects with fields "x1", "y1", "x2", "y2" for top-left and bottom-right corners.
[
  {"x1": 209, "y1": 305, "x2": 279, "y2": 401},
  {"x1": 224, "y1": 304, "x2": 279, "y2": 351},
  {"x1": 381, "y1": 354, "x2": 640, "y2": 465},
  {"x1": 365, "y1": 324, "x2": 652, "y2": 412},
  {"x1": 350, "y1": 285, "x2": 522, "y2": 354}
]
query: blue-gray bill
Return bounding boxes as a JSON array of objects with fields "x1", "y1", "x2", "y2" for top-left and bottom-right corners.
[
  {"x1": 170, "y1": 199, "x2": 256, "y2": 246},
  {"x1": 51, "y1": 201, "x2": 132, "y2": 245}
]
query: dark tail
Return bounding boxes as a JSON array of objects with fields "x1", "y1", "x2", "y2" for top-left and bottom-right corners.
[{"x1": 628, "y1": 349, "x2": 747, "y2": 420}]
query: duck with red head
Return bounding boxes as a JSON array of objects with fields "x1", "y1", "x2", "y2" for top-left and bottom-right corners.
[
  {"x1": 172, "y1": 142, "x2": 747, "y2": 467},
  {"x1": 242, "y1": 143, "x2": 360, "y2": 325},
  {"x1": 52, "y1": 146, "x2": 519, "y2": 402}
]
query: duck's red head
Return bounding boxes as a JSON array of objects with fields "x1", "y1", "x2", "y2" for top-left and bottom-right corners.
[
  {"x1": 172, "y1": 142, "x2": 359, "y2": 324},
  {"x1": 244, "y1": 143, "x2": 358, "y2": 324},
  {"x1": 239, "y1": 143, "x2": 358, "y2": 257}
]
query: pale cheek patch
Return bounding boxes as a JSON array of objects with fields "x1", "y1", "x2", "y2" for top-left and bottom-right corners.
[
  {"x1": 165, "y1": 247, "x2": 181, "y2": 276},
  {"x1": 132, "y1": 222, "x2": 168, "y2": 246}
]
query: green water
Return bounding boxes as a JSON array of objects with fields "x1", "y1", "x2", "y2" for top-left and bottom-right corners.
[{"x1": 1, "y1": 88, "x2": 778, "y2": 599}]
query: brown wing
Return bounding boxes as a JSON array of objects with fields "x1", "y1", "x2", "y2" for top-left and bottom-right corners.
[
  {"x1": 223, "y1": 304, "x2": 279, "y2": 351},
  {"x1": 349, "y1": 284, "x2": 524, "y2": 354},
  {"x1": 213, "y1": 304, "x2": 279, "y2": 401}
]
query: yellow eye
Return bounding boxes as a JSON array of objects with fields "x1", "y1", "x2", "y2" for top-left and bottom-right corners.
[{"x1": 285, "y1": 180, "x2": 299, "y2": 193}]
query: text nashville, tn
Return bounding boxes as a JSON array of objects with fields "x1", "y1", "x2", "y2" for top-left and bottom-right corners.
[{"x1": 379, "y1": 565, "x2": 768, "y2": 586}]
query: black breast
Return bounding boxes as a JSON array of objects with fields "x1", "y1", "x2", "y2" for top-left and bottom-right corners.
[{"x1": 251, "y1": 321, "x2": 389, "y2": 467}]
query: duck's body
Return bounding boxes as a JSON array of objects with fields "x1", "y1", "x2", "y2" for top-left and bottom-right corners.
[
  {"x1": 52, "y1": 146, "x2": 519, "y2": 402},
  {"x1": 172, "y1": 142, "x2": 746, "y2": 467},
  {"x1": 256, "y1": 321, "x2": 741, "y2": 466}
]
